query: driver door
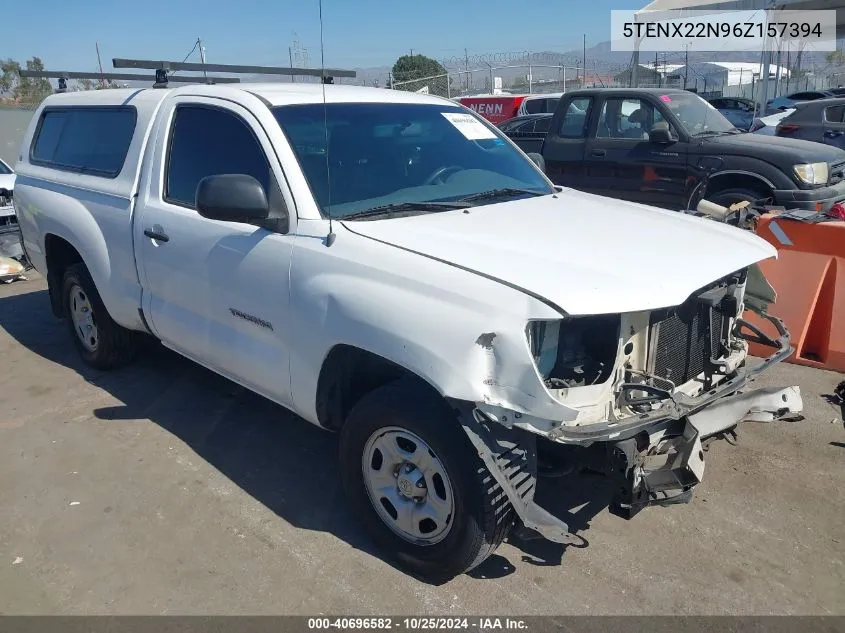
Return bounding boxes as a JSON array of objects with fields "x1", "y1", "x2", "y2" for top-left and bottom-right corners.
[
  {"x1": 135, "y1": 97, "x2": 297, "y2": 405},
  {"x1": 584, "y1": 96, "x2": 688, "y2": 208}
]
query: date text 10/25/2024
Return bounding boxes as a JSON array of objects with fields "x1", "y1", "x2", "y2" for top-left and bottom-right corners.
[{"x1": 307, "y1": 618, "x2": 528, "y2": 631}]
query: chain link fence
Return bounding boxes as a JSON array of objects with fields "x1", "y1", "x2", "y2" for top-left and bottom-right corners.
[
  {"x1": 681, "y1": 72, "x2": 845, "y2": 101},
  {"x1": 622, "y1": 63, "x2": 845, "y2": 102},
  {"x1": 392, "y1": 64, "x2": 584, "y2": 99}
]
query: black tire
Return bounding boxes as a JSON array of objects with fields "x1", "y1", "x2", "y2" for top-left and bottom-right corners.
[
  {"x1": 707, "y1": 187, "x2": 768, "y2": 209},
  {"x1": 62, "y1": 262, "x2": 138, "y2": 369},
  {"x1": 339, "y1": 378, "x2": 513, "y2": 583}
]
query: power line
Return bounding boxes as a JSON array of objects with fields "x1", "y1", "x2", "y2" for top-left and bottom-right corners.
[{"x1": 169, "y1": 39, "x2": 201, "y2": 78}]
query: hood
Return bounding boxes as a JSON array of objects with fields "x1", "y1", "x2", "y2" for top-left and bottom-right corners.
[
  {"x1": 703, "y1": 132, "x2": 845, "y2": 164},
  {"x1": 342, "y1": 189, "x2": 776, "y2": 316}
]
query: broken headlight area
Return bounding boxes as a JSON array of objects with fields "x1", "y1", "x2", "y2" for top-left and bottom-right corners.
[
  {"x1": 618, "y1": 269, "x2": 749, "y2": 413},
  {"x1": 527, "y1": 315, "x2": 620, "y2": 389}
]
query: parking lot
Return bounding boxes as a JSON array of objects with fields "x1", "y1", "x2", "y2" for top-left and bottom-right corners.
[{"x1": 1, "y1": 272, "x2": 843, "y2": 615}]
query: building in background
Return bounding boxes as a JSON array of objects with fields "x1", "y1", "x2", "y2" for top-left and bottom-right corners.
[
  {"x1": 678, "y1": 62, "x2": 788, "y2": 87},
  {"x1": 614, "y1": 63, "x2": 685, "y2": 86}
]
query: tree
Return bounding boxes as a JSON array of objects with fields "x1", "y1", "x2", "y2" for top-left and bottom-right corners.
[
  {"x1": 511, "y1": 75, "x2": 529, "y2": 91},
  {"x1": 826, "y1": 49, "x2": 845, "y2": 65},
  {"x1": 391, "y1": 53, "x2": 451, "y2": 97},
  {"x1": 18, "y1": 57, "x2": 52, "y2": 103},
  {"x1": 392, "y1": 53, "x2": 447, "y2": 83},
  {"x1": 0, "y1": 59, "x2": 22, "y2": 96},
  {"x1": 0, "y1": 57, "x2": 53, "y2": 103}
]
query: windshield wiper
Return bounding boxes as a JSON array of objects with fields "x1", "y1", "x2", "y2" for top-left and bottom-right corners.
[
  {"x1": 458, "y1": 188, "x2": 545, "y2": 203},
  {"x1": 340, "y1": 201, "x2": 469, "y2": 220},
  {"x1": 692, "y1": 130, "x2": 730, "y2": 137}
]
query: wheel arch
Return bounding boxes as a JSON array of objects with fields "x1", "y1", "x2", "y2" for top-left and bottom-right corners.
[
  {"x1": 315, "y1": 344, "x2": 445, "y2": 431},
  {"x1": 706, "y1": 170, "x2": 775, "y2": 199},
  {"x1": 44, "y1": 233, "x2": 85, "y2": 318}
]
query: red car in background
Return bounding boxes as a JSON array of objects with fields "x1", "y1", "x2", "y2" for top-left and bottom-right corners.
[{"x1": 458, "y1": 95, "x2": 526, "y2": 125}]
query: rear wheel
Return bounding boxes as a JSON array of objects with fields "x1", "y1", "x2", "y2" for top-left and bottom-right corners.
[
  {"x1": 339, "y1": 379, "x2": 513, "y2": 582},
  {"x1": 62, "y1": 263, "x2": 138, "y2": 369}
]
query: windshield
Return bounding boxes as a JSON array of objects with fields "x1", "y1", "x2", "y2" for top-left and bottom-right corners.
[
  {"x1": 0, "y1": 160, "x2": 11, "y2": 175},
  {"x1": 272, "y1": 103, "x2": 553, "y2": 218},
  {"x1": 661, "y1": 92, "x2": 737, "y2": 136}
]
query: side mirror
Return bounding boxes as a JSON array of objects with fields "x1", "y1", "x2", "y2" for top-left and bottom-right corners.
[
  {"x1": 196, "y1": 174, "x2": 269, "y2": 224},
  {"x1": 527, "y1": 152, "x2": 546, "y2": 172},
  {"x1": 649, "y1": 122, "x2": 674, "y2": 144}
]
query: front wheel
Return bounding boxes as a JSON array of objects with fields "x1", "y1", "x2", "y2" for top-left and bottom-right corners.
[
  {"x1": 706, "y1": 187, "x2": 768, "y2": 209},
  {"x1": 62, "y1": 263, "x2": 138, "y2": 369},
  {"x1": 339, "y1": 379, "x2": 513, "y2": 582}
]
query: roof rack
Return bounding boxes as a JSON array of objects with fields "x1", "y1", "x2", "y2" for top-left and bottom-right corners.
[
  {"x1": 112, "y1": 58, "x2": 357, "y2": 85},
  {"x1": 18, "y1": 69, "x2": 240, "y2": 92}
]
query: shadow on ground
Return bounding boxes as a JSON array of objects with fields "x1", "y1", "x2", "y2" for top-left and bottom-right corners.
[{"x1": 0, "y1": 286, "x2": 613, "y2": 582}]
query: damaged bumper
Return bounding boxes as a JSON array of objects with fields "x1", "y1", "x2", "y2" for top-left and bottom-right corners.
[
  {"x1": 611, "y1": 384, "x2": 803, "y2": 518},
  {"x1": 480, "y1": 310, "x2": 796, "y2": 446},
  {"x1": 460, "y1": 309, "x2": 804, "y2": 543}
]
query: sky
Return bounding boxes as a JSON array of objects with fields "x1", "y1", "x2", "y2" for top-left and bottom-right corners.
[{"x1": 4, "y1": 0, "x2": 646, "y2": 72}]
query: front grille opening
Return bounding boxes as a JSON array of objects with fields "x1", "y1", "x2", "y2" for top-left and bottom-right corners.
[
  {"x1": 830, "y1": 161, "x2": 845, "y2": 185},
  {"x1": 545, "y1": 315, "x2": 620, "y2": 389},
  {"x1": 650, "y1": 302, "x2": 724, "y2": 386}
]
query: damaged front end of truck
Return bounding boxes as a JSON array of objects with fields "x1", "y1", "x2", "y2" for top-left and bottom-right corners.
[{"x1": 455, "y1": 263, "x2": 803, "y2": 544}]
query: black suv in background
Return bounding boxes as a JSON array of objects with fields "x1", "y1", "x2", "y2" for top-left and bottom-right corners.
[
  {"x1": 774, "y1": 97, "x2": 845, "y2": 150},
  {"x1": 511, "y1": 88, "x2": 845, "y2": 211}
]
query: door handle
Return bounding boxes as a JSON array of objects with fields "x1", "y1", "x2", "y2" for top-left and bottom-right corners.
[
  {"x1": 591, "y1": 149, "x2": 606, "y2": 157},
  {"x1": 144, "y1": 228, "x2": 169, "y2": 243}
]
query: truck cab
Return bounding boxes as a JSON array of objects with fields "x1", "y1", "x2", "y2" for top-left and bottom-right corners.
[{"x1": 528, "y1": 88, "x2": 845, "y2": 211}]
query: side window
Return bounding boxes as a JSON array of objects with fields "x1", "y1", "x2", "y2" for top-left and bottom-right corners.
[
  {"x1": 31, "y1": 108, "x2": 136, "y2": 177},
  {"x1": 596, "y1": 98, "x2": 658, "y2": 139},
  {"x1": 825, "y1": 105, "x2": 845, "y2": 123},
  {"x1": 524, "y1": 99, "x2": 544, "y2": 115},
  {"x1": 558, "y1": 97, "x2": 592, "y2": 139},
  {"x1": 514, "y1": 120, "x2": 536, "y2": 133},
  {"x1": 165, "y1": 105, "x2": 274, "y2": 208},
  {"x1": 545, "y1": 98, "x2": 560, "y2": 113},
  {"x1": 500, "y1": 119, "x2": 524, "y2": 133}
]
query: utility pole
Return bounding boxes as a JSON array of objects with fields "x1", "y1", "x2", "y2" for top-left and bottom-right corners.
[
  {"x1": 95, "y1": 42, "x2": 105, "y2": 88},
  {"x1": 655, "y1": 51, "x2": 659, "y2": 87},
  {"x1": 464, "y1": 48, "x2": 470, "y2": 93},
  {"x1": 785, "y1": 45, "x2": 791, "y2": 93},
  {"x1": 198, "y1": 37, "x2": 208, "y2": 82},
  {"x1": 289, "y1": 47, "x2": 295, "y2": 83},
  {"x1": 583, "y1": 34, "x2": 587, "y2": 84},
  {"x1": 684, "y1": 43, "x2": 689, "y2": 89}
]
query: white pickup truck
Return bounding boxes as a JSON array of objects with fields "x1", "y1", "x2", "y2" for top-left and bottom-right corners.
[{"x1": 13, "y1": 82, "x2": 802, "y2": 582}]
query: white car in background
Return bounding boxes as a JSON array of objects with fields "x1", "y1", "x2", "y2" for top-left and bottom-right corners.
[
  {"x1": 0, "y1": 157, "x2": 15, "y2": 198},
  {"x1": 0, "y1": 157, "x2": 23, "y2": 261},
  {"x1": 517, "y1": 92, "x2": 562, "y2": 116},
  {"x1": 750, "y1": 109, "x2": 796, "y2": 135}
]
